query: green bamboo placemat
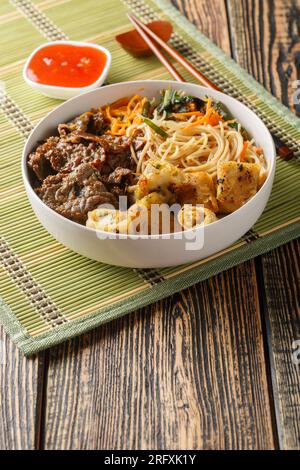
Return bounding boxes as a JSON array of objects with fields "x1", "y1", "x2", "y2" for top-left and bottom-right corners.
[{"x1": 0, "y1": 0, "x2": 299, "y2": 355}]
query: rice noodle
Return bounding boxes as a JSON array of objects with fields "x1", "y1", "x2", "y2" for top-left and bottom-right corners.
[{"x1": 126, "y1": 109, "x2": 267, "y2": 176}]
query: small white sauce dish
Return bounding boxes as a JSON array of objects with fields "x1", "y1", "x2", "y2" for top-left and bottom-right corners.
[{"x1": 23, "y1": 40, "x2": 111, "y2": 100}]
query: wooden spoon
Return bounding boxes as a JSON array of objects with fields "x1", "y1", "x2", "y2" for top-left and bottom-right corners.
[{"x1": 116, "y1": 20, "x2": 173, "y2": 57}]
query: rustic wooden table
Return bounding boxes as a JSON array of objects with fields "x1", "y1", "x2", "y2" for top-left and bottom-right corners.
[{"x1": 1, "y1": 0, "x2": 300, "y2": 450}]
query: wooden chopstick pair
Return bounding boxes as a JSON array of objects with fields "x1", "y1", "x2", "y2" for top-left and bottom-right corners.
[{"x1": 127, "y1": 13, "x2": 294, "y2": 160}]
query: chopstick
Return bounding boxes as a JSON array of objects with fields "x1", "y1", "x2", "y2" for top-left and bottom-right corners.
[
  {"x1": 127, "y1": 14, "x2": 185, "y2": 82},
  {"x1": 128, "y1": 13, "x2": 219, "y2": 91},
  {"x1": 127, "y1": 13, "x2": 294, "y2": 160}
]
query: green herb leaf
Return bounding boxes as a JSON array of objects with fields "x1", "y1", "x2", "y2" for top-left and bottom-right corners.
[
  {"x1": 143, "y1": 117, "x2": 169, "y2": 138},
  {"x1": 214, "y1": 101, "x2": 232, "y2": 120},
  {"x1": 157, "y1": 88, "x2": 205, "y2": 114},
  {"x1": 228, "y1": 121, "x2": 249, "y2": 139},
  {"x1": 228, "y1": 121, "x2": 239, "y2": 130},
  {"x1": 214, "y1": 101, "x2": 250, "y2": 138},
  {"x1": 142, "y1": 100, "x2": 151, "y2": 118}
]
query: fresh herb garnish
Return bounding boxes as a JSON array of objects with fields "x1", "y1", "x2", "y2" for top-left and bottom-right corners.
[
  {"x1": 143, "y1": 117, "x2": 169, "y2": 138},
  {"x1": 213, "y1": 101, "x2": 232, "y2": 120},
  {"x1": 157, "y1": 88, "x2": 205, "y2": 114},
  {"x1": 214, "y1": 101, "x2": 249, "y2": 138},
  {"x1": 142, "y1": 100, "x2": 151, "y2": 118},
  {"x1": 228, "y1": 121, "x2": 239, "y2": 130},
  {"x1": 228, "y1": 121, "x2": 249, "y2": 139}
]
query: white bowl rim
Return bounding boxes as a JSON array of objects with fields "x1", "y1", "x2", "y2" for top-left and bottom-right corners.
[
  {"x1": 22, "y1": 79, "x2": 276, "y2": 240},
  {"x1": 23, "y1": 40, "x2": 112, "y2": 92}
]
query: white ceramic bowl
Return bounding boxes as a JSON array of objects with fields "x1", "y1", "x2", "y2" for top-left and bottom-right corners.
[
  {"x1": 23, "y1": 40, "x2": 111, "y2": 100},
  {"x1": 22, "y1": 80, "x2": 276, "y2": 268}
]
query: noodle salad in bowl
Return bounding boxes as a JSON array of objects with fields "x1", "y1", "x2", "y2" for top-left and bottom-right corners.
[
  {"x1": 23, "y1": 80, "x2": 275, "y2": 267},
  {"x1": 114, "y1": 89, "x2": 268, "y2": 177}
]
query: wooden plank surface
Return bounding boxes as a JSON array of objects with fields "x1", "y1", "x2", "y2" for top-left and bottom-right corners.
[
  {"x1": 227, "y1": 0, "x2": 300, "y2": 113},
  {"x1": 0, "y1": 326, "x2": 45, "y2": 450},
  {"x1": 43, "y1": 263, "x2": 274, "y2": 449},
  {"x1": 173, "y1": 0, "x2": 232, "y2": 53},
  {"x1": 260, "y1": 242, "x2": 300, "y2": 449},
  {"x1": 227, "y1": 0, "x2": 300, "y2": 449},
  {"x1": 40, "y1": 0, "x2": 275, "y2": 450}
]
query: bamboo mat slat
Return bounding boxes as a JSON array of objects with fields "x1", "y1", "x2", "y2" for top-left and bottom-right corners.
[{"x1": 0, "y1": 0, "x2": 299, "y2": 354}]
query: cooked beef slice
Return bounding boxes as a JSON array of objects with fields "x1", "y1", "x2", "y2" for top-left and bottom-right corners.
[
  {"x1": 28, "y1": 138, "x2": 106, "y2": 180},
  {"x1": 74, "y1": 134, "x2": 133, "y2": 161},
  {"x1": 36, "y1": 163, "x2": 118, "y2": 224},
  {"x1": 28, "y1": 131, "x2": 134, "y2": 181},
  {"x1": 99, "y1": 136, "x2": 135, "y2": 175},
  {"x1": 101, "y1": 135, "x2": 131, "y2": 153},
  {"x1": 27, "y1": 136, "x2": 60, "y2": 180},
  {"x1": 58, "y1": 109, "x2": 106, "y2": 137},
  {"x1": 107, "y1": 167, "x2": 132, "y2": 184},
  {"x1": 28, "y1": 108, "x2": 137, "y2": 224}
]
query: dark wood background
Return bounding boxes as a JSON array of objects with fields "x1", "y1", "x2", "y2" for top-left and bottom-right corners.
[{"x1": 1, "y1": 0, "x2": 299, "y2": 450}]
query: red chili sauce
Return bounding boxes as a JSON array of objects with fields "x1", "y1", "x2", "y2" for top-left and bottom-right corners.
[{"x1": 26, "y1": 44, "x2": 107, "y2": 88}]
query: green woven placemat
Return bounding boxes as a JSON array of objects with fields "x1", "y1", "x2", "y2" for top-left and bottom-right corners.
[{"x1": 1, "y1": 0, "x2": 299, "y2": 355}]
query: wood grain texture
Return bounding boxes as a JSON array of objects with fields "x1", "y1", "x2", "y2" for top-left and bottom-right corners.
[
  {"x1": 259, "y1": 243, "x2": 300, "y2": 449},
  {"x1": 172, "y1": 0, "x2": 232, "y2": 53},
  {"x1": 0, "y1": 326, "x2": 45, "y2": 450},
  {"x1": 227, "y1": 0, "x2": 300, "y2": 115},
  {"x1": 43, "y1": 262, "x2": 274, "y2": 449},
  {"x1": 227, "y1": 0, "x2": 300, "y2": 449}
]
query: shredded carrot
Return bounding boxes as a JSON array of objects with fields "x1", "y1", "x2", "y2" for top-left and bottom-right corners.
[
  {"x1": 110, "y1": 106, "x2": 127, "y2": 117},
  {"x1": 110, "y1": 97, "x2": 130, "y2": 109},
  {"x1": 102, "y1": 95, "x2": 147, "y2": 136},
  {"x1": 206, "y1": 111, "x2": 222, "y2": 126},
  {"x1": 240, "y1": 141, "x2": 249, "y2": 161},
  {"x1": 172, "y1": 111, "x2": 204, "y2": 117},
  {"x1": 183, "y1": 98, "x2": 223, "y2": 130}
]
